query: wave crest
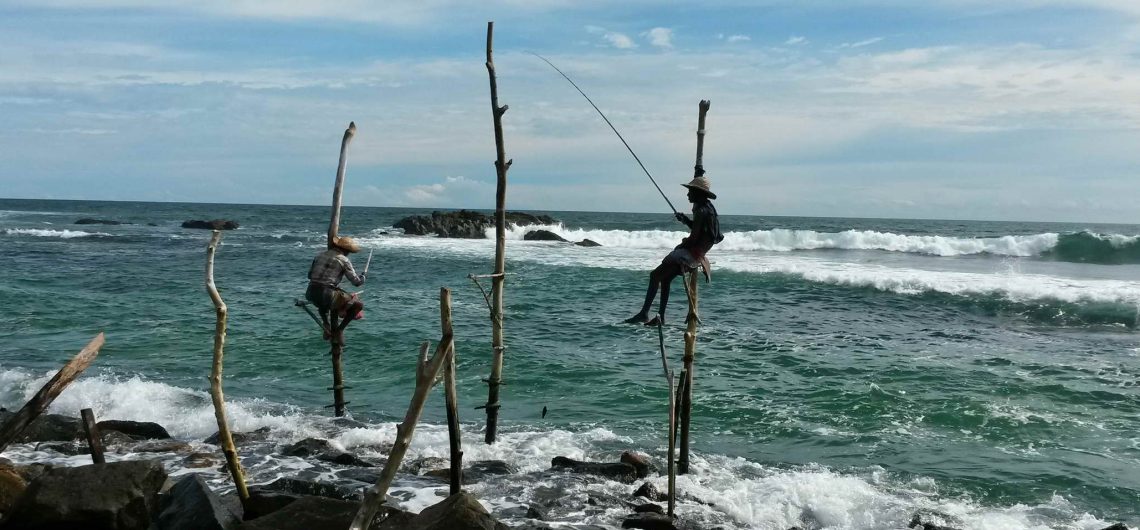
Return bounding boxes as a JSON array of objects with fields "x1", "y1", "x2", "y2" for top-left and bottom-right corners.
[{"x1": 1, "y1": 228, "x2": 110, "y2": 238}]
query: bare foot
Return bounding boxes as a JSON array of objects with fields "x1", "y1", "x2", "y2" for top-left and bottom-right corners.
[
  {"x1": 645, "y1": 315, "x2": 663, "y2": 327},
  {"x1": 623, "y1": 313, "x2": 649, "y2": 324}
]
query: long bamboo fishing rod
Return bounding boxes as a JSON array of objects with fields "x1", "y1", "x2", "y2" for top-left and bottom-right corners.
[{"x1": 531, "y1": 52, "x2": 678, "y2": 215}]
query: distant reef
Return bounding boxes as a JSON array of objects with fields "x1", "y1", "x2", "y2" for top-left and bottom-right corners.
[
  {"x1": 181, "y1": 219, "x2": 240, "y2": 230},
  {"x1": 394, "y1": 210, "x2": 556, "y2": 239},
  {"x1": 74, "y1": 218, "x2": 123, "y2": 225}
]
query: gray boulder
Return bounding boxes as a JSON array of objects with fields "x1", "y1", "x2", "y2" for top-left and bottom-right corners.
[
  {"x1": 152, "y1": 474, "x2": 240, "y2": 530},
  {"x1": 3, "y1": 459, "x2": 167, "y2": 530},
  {"x1": 379, "y1": 491, "x2": 508, "y2": 530}
]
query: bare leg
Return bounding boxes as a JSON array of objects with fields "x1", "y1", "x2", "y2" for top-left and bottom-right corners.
[
  {"x1": 319, "y1": 310, "x2": 331, "y2": 340},
  {"x1": 337, "y1": 301, "x2": 363, "y2": 332},
  {"x1": 626, "y1": 261, "x2": 683, "y2": 324}
]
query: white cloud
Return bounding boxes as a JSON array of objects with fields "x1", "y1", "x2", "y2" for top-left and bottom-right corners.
[
  {"x1": 841, "y1": 37, "x2": 884, "y2": 48},
  {"x1": 397, "y1": 176, "x2": 493, "y2": 206},
  {"x1": 604, "y1": 32, "x2": 636, "y2": 49},
  {"x1": 644, "y1": 27, "x2": 673, "y2": 48},
  {"x1": 783, "y1": 36, "x2": 805, "y2": 45}
]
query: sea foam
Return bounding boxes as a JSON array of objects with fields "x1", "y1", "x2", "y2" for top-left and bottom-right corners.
[{"x1": 1, "y1": 228, "x2": 109, "y2": 238}]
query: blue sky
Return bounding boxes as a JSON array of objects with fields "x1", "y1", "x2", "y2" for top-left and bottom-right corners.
[{"x1": 1, "y1": 1, "x2": 1138, "y2": 223}]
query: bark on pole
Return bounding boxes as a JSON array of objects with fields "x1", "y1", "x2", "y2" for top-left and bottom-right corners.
[
  {"x1": 205, "y1": 230, "x2": 251, "y2": 507},
  {"x1": 441, "y1": 288, "x2": 463, "y2": 495},
  {"x1": 327, "y1": 122, "x2": 356, "y2": 417},
  {"x1": 80, "y1": 408, "x2": 105, "y2": 465},
  {"x1": 350, "y1": 340, "x2": 451, "y2": 530},
  {"x1": 678, "y1": 271, "x2": 699, "y2": 474},
  {"x1": 0, "y1": 333, "x2": 104, "y2": 454},
  {"x1": 483, "y1": 20, "x2": 512, "y2": 444}
]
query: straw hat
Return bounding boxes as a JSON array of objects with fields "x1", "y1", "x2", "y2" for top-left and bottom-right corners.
[
  {"x1": 332, "y1": 236, "x2": 361, "y2": 253},
  {"x1": 682, "y1": 175, "x2": 717, "y2": 200}
]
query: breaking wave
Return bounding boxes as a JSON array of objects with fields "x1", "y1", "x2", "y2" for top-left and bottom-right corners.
[
  {"x1": 1, "y1": 228, "x2": 110, "y2": 238},
  {"x1": 1043, "y1": 231, "x2": 1140, "y2": 264}
]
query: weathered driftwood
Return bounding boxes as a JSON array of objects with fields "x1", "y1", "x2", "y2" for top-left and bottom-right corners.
[
  {"x1": 678, "y1": 271, "x2": 699, "y2": 474},
  {"x1": 80, "y1": 408, "x2": 105, "y2": 464},
  {"x1": 326, "y1": 121, "x2": 356, "y2": 417},
  {"x1": 350, "y1": 340, "x2": 452, "y2": 530},
  {"x1": 483, "y1": 20, "x2": 513, "y2": 444},
  {"x1": 695, "y1": 100, "x2": 710, "y2": 168},
  {"x1": 656, "y1": 323, "x2": 677, "y2": 517},
  {"x1": 0, "y1": 333, "x2": 105, "y2": 453},
  {"x1": 205, "y1": 231, "x2": 250, "y2": 507},
  {"x1": 440, "y1": 288, "x2": 463, "y2": 495}
]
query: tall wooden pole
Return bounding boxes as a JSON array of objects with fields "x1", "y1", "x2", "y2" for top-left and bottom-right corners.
[
  {"x1": 695, "y1": 100, "x2": 710, "y2": 168},
  {"x1": 483, "y1": 21, "x2": 512, "y2": 444},
  {"x1": 206, "y1": 231, "x2": 251, "y2": 508},
  {"x1": 350, "y1": 341, "x2": 451, "y2": 530},
  {"x1": 0, "y1": 333, "x2": 104, "y2": 453},
  {"x1": 80, "y1": 408, "x2": 105, "y2": 465},
  {"x1": 327, "y1": 122, "x2": 356, "y2": 417},
  {"x1": 441, "y1": 288, "x2": 463, "y2": 494},
  {"x1": 678, "y1": 271, "x2": 699, "y2": 474}
]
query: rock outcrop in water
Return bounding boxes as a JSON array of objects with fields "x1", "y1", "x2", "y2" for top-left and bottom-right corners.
[
  {"x1": 394, "y1": 210, "x2": 556, "y2": 238},
  {"x1": 75, "y1": 218, "x2": 123, "y2": 225},
  {"x1": 181, "y1": 219, "x2": 239, "y2": 230},
  {"x1": 523, "y1": 229, "x2": 568, "y2": 242}
]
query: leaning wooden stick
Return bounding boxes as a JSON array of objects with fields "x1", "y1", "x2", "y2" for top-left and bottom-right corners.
[
  {"x1": 327, "y1": 121, "x2": 356, "y2": 247},
  {"x1": 350, "y1": 339, "x2": 452, "y2": 530},
  {"x1": 483, "y1": 20, "x2": 513, "y2": 444},
  {"x1": 657, "y1": 323, "x2": 678, "y2": 517},
  {"x1": 205, "y1": 230, "x2": 250, "y2": 507},
  {"x1": 0, "y1": 333, "x2": 104, "y2": 453},
  {"x1": 440, "y1": 288, "x2": 463, "y2": 495},
  {"x1": 326, "y1": 121, "x2": 356, "y2": 417},
  {"x1": 80, "y1": 408, "x2": 105, "y2": 464}
]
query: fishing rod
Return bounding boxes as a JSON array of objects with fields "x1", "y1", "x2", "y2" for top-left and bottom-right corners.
[{"x1": 530, "y1": 52, "x2": 678, "y2": 215}]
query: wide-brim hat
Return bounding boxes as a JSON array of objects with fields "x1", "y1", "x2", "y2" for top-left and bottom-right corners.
[
  {"x1": 332, "y1": 236, "x2": 361, "y2": 253},
  {"x1": 682, "y1": 176, "x2": 716, "y2": 200}
]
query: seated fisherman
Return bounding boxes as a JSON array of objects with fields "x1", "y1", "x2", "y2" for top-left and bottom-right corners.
[
  {"x1": 625, "y1": 168, "x2": 723, "y2": 326},
  {"x1": 306, "y1": 236, "x2": 366, "y2": 339}
]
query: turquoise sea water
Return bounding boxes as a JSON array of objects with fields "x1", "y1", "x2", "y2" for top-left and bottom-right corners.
[{"x1": 1, "y1": 198, "x2": 1137, "y2": 529}]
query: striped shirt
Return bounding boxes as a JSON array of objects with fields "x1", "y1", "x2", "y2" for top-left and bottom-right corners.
[{"x1": 308, "y1": 249, "x2": 364, "y2": 288}]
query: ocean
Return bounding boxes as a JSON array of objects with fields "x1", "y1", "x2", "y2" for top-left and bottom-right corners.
[{"x1": 0, "y1": 198, "x2": 1137, "y2": 529}]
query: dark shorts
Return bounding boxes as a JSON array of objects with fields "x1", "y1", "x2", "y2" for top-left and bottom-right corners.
[
  {"x1": 662, "y1": 248, "x2": 699, "y2": 269},
  {"x1": 306, "y1": 283, "x2": 342, "y2": 313}
]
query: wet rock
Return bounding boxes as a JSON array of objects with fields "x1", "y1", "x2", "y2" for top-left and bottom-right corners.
[
  {"x1": 0, "y1": 411, "x2": 81, "y2": 442},
  {"x1": 242, "y1": 490, "x2": 299, "y2": 520},
  {"x1": 281, "y1": 437, "x2": 333, "y2": 457},
  {"x1": 182, "y1": 452, "x2": 219, "y2": 469},
  {"x1": 241, "y1": 496, "x2": 358, "y2": 530},
  {"x1": 259, "y1": 477, "x2": 364, "y2": 501},
  {"x1": 3, "y1": 459, "x2": 167, "y2": 530},
  {"x1": 527, "y1": 504, "x2": 548, "y2": 520},
  {"x1": 34, "y1": 440, "x2": 88, "y2": 456},
  {"x1": 506, "y1": 212, "x2": 557, "y2": 226},
  {"x1": 202, "y1": 426, "x2": 271, "y2": 445},
  {"x1": 0, "y1": 466, "x2": 27, "y2": 517},
  {"x1": 523, "y1": 229, "x2": 568, "y2": 242},
  {"x1": 152, "y1": 473, "x2": 240, "y2": 530},
  {"x1": 336, "y1": 468, "x2": 380, "y2": 484},
  {"x1": 76, "y1": 218, "x2": 123, "y2": 225},
  {"x1": 404, "y1": 456, "x2": 449, "y2": 475},
  {"x1": 1098, "y1": 525, "x2": 1129, "y2": 530},
  {"x1": 576, "y1": 239, "x2": 602, "y2": 247},
  {"x1": 103, "y1": 430, "x2": 137, "y2": 448},
  {"x1": 395, "y1": 210, "x2": 557, "y2": 238},
  {"x1": 621, "y1": 451, "x2": 654, "y2": 479},
  {"x1": 633, "y1": 482, "x2": 667, "y2": 501},
  {"x1": 181, "y1": 219, "x2": 239, "y2": 230},
  {"x1": 125, "y1": 439, "x2": 192, "y2": 454},
  {"x1": 466, "y1": 460, "x2": 518, "y2": 481},
  {"x1": 909, "y1": 512, "x2": 962, "y2": 530},
  {"x1": 320, "y1": 451, "x2": 375, "y2": 467},
  {"x1": 633, "y1": 503, "x2": 664, "y2": 514},
  {"x1": 331, "y1": 416, "x2": 369, "y2": 430},
  {"x1": 389, "y1": 491, "x2": 510, "y2": 530},
  {"x1": 622, "y1": 513, "x2": 680, "y2": 530},
  {"x1": 11, "y1": 463, "x2": 52, "y2": 484},
  {"x1": 551, "y1": 456, "x2": 639, "y2": 483},
  {"x1": 98, "y1": 420, "x2": 171, "y2": 440}
]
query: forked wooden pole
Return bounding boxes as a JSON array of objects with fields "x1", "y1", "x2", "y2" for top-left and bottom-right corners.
[
  {"x1": 0, "y1": 333, "x2": 104, "y2": 454},
  {"x1": 350, "y1": 340, "x2": 452, "y2": 530},
  {"x1": 483, "y1": 20, "x2": 512, "y2": 444},
  {"x1": 327, "y1": 121, "x2": 356, "y2": 417},
  {"x1": 205, "y1": 231, "x2": 251, "y2": 508},
  {"x1": 678, "y1": 271, "x2": 699, "y2": 474},
  {"x1": 80, "y1": 408, "x2": 105, "y2": 464},
  {"x1": 441, "y1": 288, "x2": 463, "y2": 495}
]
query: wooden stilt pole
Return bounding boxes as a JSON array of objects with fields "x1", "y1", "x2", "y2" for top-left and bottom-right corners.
[
  {"x1": 326, "y1": 122, "x2": 356, "y2": 417},
  {"x1": 678, "y1": 271, "x2": 699, "y2": 474},
  {"x1": 0, "y1": 333, "x2": 104, "y2": 453},
  {"x1": 440, "y1": 288, "x2": 463, "y2": 494},
  {"x1": 483, "y1": 20, "x2": 512, "y2": 444},
  {"x1": 205, "y1": 231, "x2": 251, "y2": 508},
  {"x1": 656, "y1": 323, "x2": 677, "y2": 517},
  {"x1": 350, "y1": 340, "x2": 451, "y2": 530},
  {"x1": 80, "y1": 408, "x2": 105, "y2": 465}
]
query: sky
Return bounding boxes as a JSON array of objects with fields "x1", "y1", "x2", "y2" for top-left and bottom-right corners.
[{"x1": 0, "y1": 1, "x2": 1138, "y2": 223}]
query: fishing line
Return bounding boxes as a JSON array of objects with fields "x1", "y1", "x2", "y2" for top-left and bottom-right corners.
[{"x1": 530, "y1": 52, "x2": 678, "y2": 215}]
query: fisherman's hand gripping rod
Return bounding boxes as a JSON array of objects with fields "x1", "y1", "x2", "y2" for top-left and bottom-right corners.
[{"x1": 532, "y1": 52, "x2": 679, "y2": 215}]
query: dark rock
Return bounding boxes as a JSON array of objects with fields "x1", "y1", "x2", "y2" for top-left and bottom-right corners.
[
  {"x1": 621, "y1": 452, "x2": 653, "y2": 479},
  {"x1": 331, "y1": 417, "x2": 369, "y2": 430},
  {"x1": 526, "y1": 504, "x2": 548, "y2": 520},
  {"x1": 551, "y1": 456, "x2": 639, "y2": 483},
  {"x1": 11, "y1": 463, "x2": 51, "y2": 484},
  {"x1": 374, "y1": 508, "x2": 418, "y2": 529},
  {"x1": 181, "y1": 219, "x2": 239, "y2": 230},
  {"x1": 259, "y1": 477, "x2": 364, "y2": 501},
  {"x1": 633, "y1": 503, "x2": 664, "y2": 514},
  {"x1": 576, "y1": 239, "x2": 602, "y2": 247},
  {"x1": 395, "y1": 210, "x2": 558, "y2": 238},
  {"x1": 203, "y1": 426, "x2": 271, "y2": 445},
  {"x1": 466, "y1": 460, "x2": 518, "y2": 482},
  {"x1": 34, "y1": 440, "x2": 88, "y2": 455},
  {"x1": 319, "y1": 451, "x2": 375, "y2": 467},
  {"x1": 3, "y1": 459, "x2": 167, "y2": 530},
  {"x1": 336, "y1": 468, "x2": 380, "y2": 484},
  {"x1": 183, "y1": 452, "x2": 219, "y2": 469},
  {"x1": 404, "y1": 456, "x2": 449, "y2": 475},
  {"x1": 242, "y1": 490, "x2": 299, "y2": 520},
  {"x1": 103, "y1": 430, "x2": 138, "y2": 447},
  {"x1": 152, "y1": 474, "x2": 240, "y2": 530},
  {"x1": 909, "y1": 512, "x2": 962, "y2": 530},
  {"x1": 1098, "y1": 525, "x2": 1129, "y2": 530},
  {"x1": 76, "y1": 218, "x2": 123, "y2": 225},
  {"x1": 622, "y1": 513, "x2": 680, "y2": 530},
  {"x1": 0, "y1": 411, "x2": 81, "y2": 442},
  {"x1": 523, "y1": 230, "x2": 569, "y2": 242},
  {"x1": 505, "y1": 212, "x2": 557, "y2": 226},
  {"x1": 98, "y1": 420, "x2": 171, "y2": 440},
  {"x1": 125, "y1": 439, "x2": 192, "y2": 454},
  {"x1": 633, "y1": 482, "x2": 666, "y2": 501},
  {"x1": 0, "y1": 466, "x2": 27, "y2": 517},
  {"x1": 241, "y1": 496, "x2": 358, "y2": 530},
  {"x1": 281, "y1": 437, "x2": 333, "y2": 458},
  {"x1": 395, "y1": 491, "x2": 509, "y2": 530}
]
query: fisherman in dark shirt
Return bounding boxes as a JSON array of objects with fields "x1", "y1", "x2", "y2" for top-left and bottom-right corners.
[
  {"x1": 625, "y1": 168, "x2": 723, "y2": 325},
  {"x1": 306, "y1": 236, "x2": 366, "y2": 339}
]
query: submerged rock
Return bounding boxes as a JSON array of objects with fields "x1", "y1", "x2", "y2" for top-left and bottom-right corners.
[
  {"x1": 280, "y1": 437, "x2": 374, "y2": 467},
  {"x1": 576, "y1": 239, "x2": 602, "y2": 247},
  {"x1": 181, "y1": 219, "x2": 239, "y2": 230},
  {"x1": 551, "y1": 456, "x2": 638, "y2": 483},
  {"x1": 152, "y1": 473, "x2": 240, "y2": 530},
  {"x1": 3, "y1": 459, "x2": 167, "y2": 530},
  {"x1": 523, "y1": 230, "x2": 569, "y2": 242},
  {"x1": 98, "y1": 420, "x2": 171, "y2": 440},
  {"x1": 633, "y1": 482, "x2": 667, "y2": 501},
  {"x1": 203, "y1": 426, "x2": 271, "y2": 445},
  {"x1": 75, "y1": 218, "x2": 123, "y2": 225}
]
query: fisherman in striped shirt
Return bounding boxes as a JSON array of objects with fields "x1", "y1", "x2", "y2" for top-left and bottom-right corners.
[{"x1": 306, "y1": 236, "x2": 366, "y2": 339}]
